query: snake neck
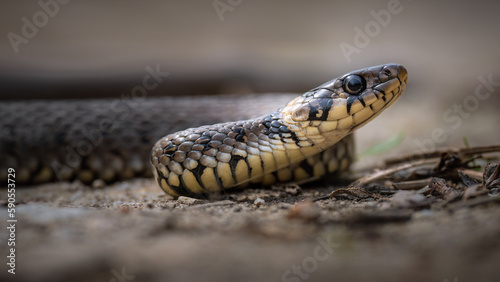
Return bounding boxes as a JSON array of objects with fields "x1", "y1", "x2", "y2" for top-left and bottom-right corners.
[{"x1": 255, "y1": 112, "x2": 346, "y2": 169}]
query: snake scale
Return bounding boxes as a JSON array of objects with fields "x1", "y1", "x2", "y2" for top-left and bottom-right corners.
[{"x1": 1, "y1": 64, "x2": 407, "y2": 198}]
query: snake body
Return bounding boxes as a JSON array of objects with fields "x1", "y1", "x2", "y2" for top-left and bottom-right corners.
[
  {"x1": 151, "y1": 64, "x2": 407, "y2": 197},
  {"x1": 1, "y1": 94, "x2": 296, "y2": 184},
  {"x1": 1, "y1": 64, "x2": 407, "y2": 197}
]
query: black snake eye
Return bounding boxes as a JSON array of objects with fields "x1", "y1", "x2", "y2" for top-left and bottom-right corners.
[{"x1": 342, "y1": 75, "x2": 366, "y2": 95}]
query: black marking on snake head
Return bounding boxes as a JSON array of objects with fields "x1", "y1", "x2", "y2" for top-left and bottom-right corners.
[
  {"x1": 346, "y1": 95, "x2": 359, "y2": 114},
  {"x1": 359, "y1": 96, "x2": 366, "y2": 107},
  {"x1": 308, "y1": 98, "x2": 333, "y2": 121}
]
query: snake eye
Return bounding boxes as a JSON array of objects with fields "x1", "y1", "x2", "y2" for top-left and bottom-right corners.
[{"x1": 342, "y1": 75, "x2": 366, "y2": 95}]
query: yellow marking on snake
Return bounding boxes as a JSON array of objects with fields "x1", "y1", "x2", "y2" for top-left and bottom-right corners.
[
  {"x1": 160, "y1": 179, "x2": 179, "y2": 197},
  {"x1": 262, "y1": 174, "x2": 276, "y2": 185},
  {"x1": 200, "y1": 168, "x2": 220, "y2": 193},
  {"x1": 293, "y1": 167, "x2": 309, "y2": 181},
  {"x1": 247, "y1": 154, "x2": 263, "y2": 181},
  {"x1": 234, "y1": 160, "x2": 249, "y2": 184},
  {"x1": 168, "y1": 173, "x2": 180, "y2": 187},
  {"x1": 217, "y1": 162, "x2": 234, "y2": 188},
  {"x1": 260, "y1": 151, "x2": 277, "y2": 173},
  {"x1": 318, "y1": 121, "x2": 337, "y2": 133},
  {"x1": 327, "y1": 99, "x2": 348, "y2": 120},
  {"x1": 370, "y1": 98, "x2": 385, "y2": 112},
  {"x1": 271, "y1": 149, "x2": 290, "y2": 169},
  {"x1": 182, "y1": 170, "x2": 204, "y2": 194},
  {"x1": 353, "y1": 106, "x2": 374, "y2": 125},
  {"x1": 277, "y1": 168, "x2": 293, "y2": 182},
  {"x1": 362, "y1": 90, "x2": 378, "y2": 106}
]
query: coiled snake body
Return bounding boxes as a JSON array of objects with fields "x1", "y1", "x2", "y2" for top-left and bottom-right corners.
[
  {"x1": 152, "y1": 64, "x2": 407, "y2": 197},
  {"x1": 1, "y1": 64, "x2": 407, "y2": 198}
]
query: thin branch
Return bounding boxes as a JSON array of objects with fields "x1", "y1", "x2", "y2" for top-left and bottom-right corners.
[
  {"x1": 384, "y1": 145, "x2": 500, "y2": 167},
  {"x1": 349, "y1": 159, "x2": 437, "y2": 187}
]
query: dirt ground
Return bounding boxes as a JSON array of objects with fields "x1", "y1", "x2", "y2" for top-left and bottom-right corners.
[{"x1": 1, "y1": 164, "x2": 500, "y2": 282}]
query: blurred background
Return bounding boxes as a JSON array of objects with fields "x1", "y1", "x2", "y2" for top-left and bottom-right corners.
[{"x1": 1, "y1": 0, "x2": 499, "y2": 160}]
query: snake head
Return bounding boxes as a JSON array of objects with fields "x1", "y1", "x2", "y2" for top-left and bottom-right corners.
[{"x1": 282, "y1": 64, "x2": 407, "y2": 144}]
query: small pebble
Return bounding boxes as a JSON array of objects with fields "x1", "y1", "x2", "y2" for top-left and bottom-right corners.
[
  {"x1": 285, "y1": 185, "x2": 302, "y2": 196},
  {"x1": 177, "y1": 196, "x2": 204, "y2": 205},
  {"x1": 254, "y1": 198, "x2": 265, "y2": 206}
]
